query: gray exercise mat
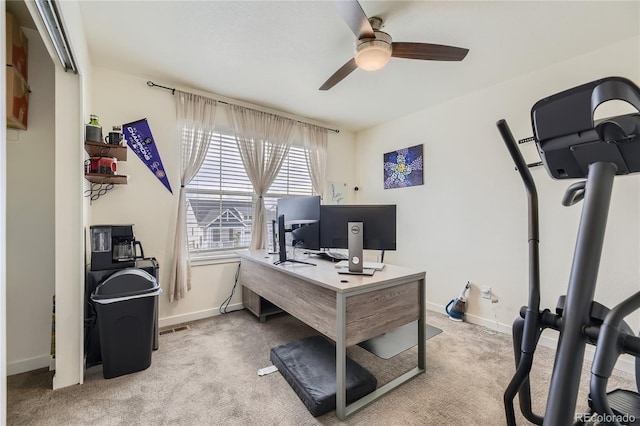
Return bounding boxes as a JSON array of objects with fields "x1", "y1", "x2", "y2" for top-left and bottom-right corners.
[{"x1": 358, "y1": 321, "x2": 443, "y2": 359}]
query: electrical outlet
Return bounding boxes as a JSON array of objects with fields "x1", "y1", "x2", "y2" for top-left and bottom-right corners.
[{"x1": 481, "y1": 286, "x2": 491, "y2": 299}]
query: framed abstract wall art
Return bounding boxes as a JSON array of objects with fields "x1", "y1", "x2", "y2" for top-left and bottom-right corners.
[{"x1": 383, "y1": 144, "x2": 424, "y2": 189}]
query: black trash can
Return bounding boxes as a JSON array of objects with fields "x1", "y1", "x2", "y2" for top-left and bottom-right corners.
[{"x1": 91, "y1": 268, "x2": 162, "y2": 379}]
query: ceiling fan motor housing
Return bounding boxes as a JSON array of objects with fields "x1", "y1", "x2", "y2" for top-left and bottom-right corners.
[{"x1": 354, "y1": 31, "x2": 392, "y2": 71}]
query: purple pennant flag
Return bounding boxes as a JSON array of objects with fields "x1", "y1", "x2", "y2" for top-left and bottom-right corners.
[{"x1": 122, "y1": 118, "x2": 172, "y2": 194}]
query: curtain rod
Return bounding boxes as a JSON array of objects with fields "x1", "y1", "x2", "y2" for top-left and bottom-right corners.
[{"x1": 146, "y1": 81, "x2": 340, "y2": 134}]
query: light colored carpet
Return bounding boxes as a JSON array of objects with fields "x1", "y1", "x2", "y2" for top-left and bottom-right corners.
[{"x1": 7, "y1": 310, "x2": 637, "y2": 425}]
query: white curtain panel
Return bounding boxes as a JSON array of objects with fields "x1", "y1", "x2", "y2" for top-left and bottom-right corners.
[
  {"x1": 302, "y1": 125, "x2": 328, "y2": 199},
  {"x1": 168, "y1": 91, "x2": 217, "y2": 302},
  {"x1": 229, "y1": 105, "x2": 296, "y2": 250}
]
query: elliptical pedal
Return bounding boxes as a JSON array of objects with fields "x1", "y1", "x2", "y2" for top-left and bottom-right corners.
[{"x1": 591, "y1": 389, "x2": 640, "y2": 425}]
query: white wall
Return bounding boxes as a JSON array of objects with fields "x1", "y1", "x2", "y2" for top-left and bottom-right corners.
[
  {"x1": 354, "y1": 37, "x2": 640, "y2": 335},
  {"x1": 6, "y1": 27, "x2": 55, "y2": 375},
  {"x1": 89, "y1": 66, "x2": 357, "y2": 327}
]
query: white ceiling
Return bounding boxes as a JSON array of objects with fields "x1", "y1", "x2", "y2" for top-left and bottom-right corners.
[{"x1": 73, "y1": 1, "x2": 639, "y2": 132}]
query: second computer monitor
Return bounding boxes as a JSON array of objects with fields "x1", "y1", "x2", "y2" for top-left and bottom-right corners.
[
  {"x1": 276, "y1": 195, "x2": 321, "y2": 251},
  {"x1": 320, "y1": 205, "x2": 397, "y2": 251}
]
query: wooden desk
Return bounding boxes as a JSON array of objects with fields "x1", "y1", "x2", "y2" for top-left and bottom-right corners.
[{"x1": 237, "y1": 250, "x2": 426, "y2": 420}]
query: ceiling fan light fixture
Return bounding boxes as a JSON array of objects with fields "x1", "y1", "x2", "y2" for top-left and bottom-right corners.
[{"x1": 354, "y1": 32, "x2": 392, "y2": 71}]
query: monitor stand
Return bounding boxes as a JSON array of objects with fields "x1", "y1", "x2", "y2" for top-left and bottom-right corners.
[
  {"x1": 348, "y1": 221, "x2": 363, "y2": 273},
  {"x1": 338, "y1": 267, "x2": 375, "y2": 276},
  {"x1": 273, "y1": 214, "x2": 315, "y2": 266},
  {"x1": 339, "y1": 221, "x2": 375, "y2": 275},
  {"x1": 268, "y1": 219, "x2": 278, "y2": 255},
  {"x1": 274, "y1": 258, "x2": 315, "y2": 266}
]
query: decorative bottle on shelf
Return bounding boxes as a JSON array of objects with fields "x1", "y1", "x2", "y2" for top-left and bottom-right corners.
[{"x1": 85, "y1": 114, "x2": 103, "y2": 143}]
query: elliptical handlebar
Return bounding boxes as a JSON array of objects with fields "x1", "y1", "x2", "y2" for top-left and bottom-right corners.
[
  {"x1": 497, "y1": 119, "x2": 544, "y2": 425},
  {"x1": 562, "y1": 181, "x2": 587, "y2": 206},
  {"x1": 496, "y1": 120, "x2": 539, "y2": 242},
  {"x1": 496, "y1": 119, "x2": 541, "y2": 318}
]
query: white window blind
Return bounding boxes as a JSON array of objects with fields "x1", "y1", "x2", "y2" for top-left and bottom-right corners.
[{"x1": 185, "y1": 131, "x2": 314, "y2": 257}]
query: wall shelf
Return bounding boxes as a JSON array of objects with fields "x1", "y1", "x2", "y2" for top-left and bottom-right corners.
[
  {"x1": 84, "y1": 141, "x2": 127, "y2": 161},
  {"x1": 84, "y1": 173, "x2": 128, "y2": 185},
  {"x1": 84, "y1": 141, "x2": 128, "y2": 200}
]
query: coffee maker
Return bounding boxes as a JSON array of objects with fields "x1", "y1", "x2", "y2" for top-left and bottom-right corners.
[{"x1": 90, "y1": 225, "x2": 144, "y2": 271}]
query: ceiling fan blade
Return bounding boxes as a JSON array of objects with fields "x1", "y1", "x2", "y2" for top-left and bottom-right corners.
[
  {"x1": 391, "y1": 42, "x2": 469, "y2": 61},
  {"x1": 319, "y1": 58, "x2": 358, "y2": 91},
  {"x1": 333, "y1": 0, "x2": 375, "y2": 39}
]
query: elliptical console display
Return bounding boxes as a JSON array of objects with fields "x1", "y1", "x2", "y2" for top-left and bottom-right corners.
[{"x1": 532, "y1": 76, "x2": 640, "y2": 179}]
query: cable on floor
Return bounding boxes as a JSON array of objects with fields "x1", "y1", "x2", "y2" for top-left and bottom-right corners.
[{"x1": 219, "y1": 262, "x2": 240, "y2": 314}]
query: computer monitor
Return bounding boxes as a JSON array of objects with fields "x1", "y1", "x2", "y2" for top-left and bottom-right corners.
[
  {"x1": 277, "y1": 195, "x2": 320, "y2": 227},
  {"x1": 275, "y1": 196, "x2": 321, "y2": 263},
  {"x1": 320, "y1": 205, "x2": 397, "y2": 251}
]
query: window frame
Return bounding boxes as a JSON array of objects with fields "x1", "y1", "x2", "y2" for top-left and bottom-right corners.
[{"x1": 184, "y1": 130, "x2": 314, "y2": 261}]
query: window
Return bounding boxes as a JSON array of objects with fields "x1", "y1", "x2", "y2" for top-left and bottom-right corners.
[{"x1": 185, "y1": 131, "x2": 314, "y2": 258}]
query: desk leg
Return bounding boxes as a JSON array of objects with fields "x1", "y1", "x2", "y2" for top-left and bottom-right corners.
[
  {"x1": 336, "y1": 293, "x2": 347, "y2": 421},
  {"x1": 418, "y1": 277, "x2": 426, "y2": 370},
  {"x1": 336, "y1": 279, "x2": 426, "y2": 420}
]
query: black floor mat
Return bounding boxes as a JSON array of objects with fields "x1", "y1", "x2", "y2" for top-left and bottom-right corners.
[{"x1": 270, "y1": 335, "x2": 377, "y2": 417}]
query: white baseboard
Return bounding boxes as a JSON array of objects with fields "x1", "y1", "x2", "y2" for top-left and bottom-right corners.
[
  {"x1": 426, "y1": 302, "x2": 635, "y2": 375},
  {"x1": 158, "y1": 302, "x2": 244, "y2": 328},
  {"x1": 7, "y1": 354, "x2": 51, "y2": 376},
  {"x1": 5, "y1": 305, "x2": 245, "y2": 375}
]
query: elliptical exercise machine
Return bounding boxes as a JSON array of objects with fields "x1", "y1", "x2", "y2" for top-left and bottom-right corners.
[{"x1": 498, "y1": 77, "x2": 640, "y2": 425}]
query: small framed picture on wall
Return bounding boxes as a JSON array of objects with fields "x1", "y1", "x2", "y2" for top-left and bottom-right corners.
[
  {"x1": 383, "y1": 144, "x2": 424, "y2": 189},
  {"x1": 326, "y1": 181, "x2": 347, "y2": 204}
]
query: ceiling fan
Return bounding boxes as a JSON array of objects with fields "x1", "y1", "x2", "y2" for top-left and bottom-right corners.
[{"x1": 319, "y1": 0, "x2": 469, "y2": 91}]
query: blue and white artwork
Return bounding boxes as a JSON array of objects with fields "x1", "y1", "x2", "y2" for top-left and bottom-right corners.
[{"x1": 383, "y1": 144, "x2": 424, "y2": 189}]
